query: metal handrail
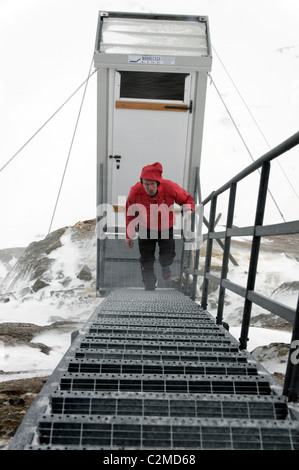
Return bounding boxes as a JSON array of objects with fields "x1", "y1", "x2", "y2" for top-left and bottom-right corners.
[
  {"x1": 180, "y1": 130, "x2": 299, "y2": 402},
  {"x1": 201, "y1": 131, "x2": 299, "y2": 204}
]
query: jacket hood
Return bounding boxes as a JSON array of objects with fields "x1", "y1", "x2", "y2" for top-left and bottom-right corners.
[{"x1": 140, "y1": 162, "x2": 163, "y2": 183}]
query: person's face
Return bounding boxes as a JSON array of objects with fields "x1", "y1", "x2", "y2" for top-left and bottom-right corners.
[{"x1": 142, "y1": 179, "x2": 158, "y2": 196}]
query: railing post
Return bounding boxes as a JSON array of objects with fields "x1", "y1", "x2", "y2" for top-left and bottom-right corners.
[
  {"x1": 216, "y1": 182, "x2": 237, "y2": 325},
  {"x1": 191, "y1": 231, "x2": 200, "y2": 300},
  {"x1": 179, "y1": 167, "x2": 201, "y2": 296},
  {"x1": 283, "y1": 295, "x2": 299, "y2": 401},
  {"x1": 191, "y1": 169, "x2": 202, "y2": 300},
  {"x1": 96, "y1": 163, "x2": 104, "y2": 295},
  {"x1": 201, "y1": 194, "x2": 217, "y2": 310},
  {"x1": 183, "y1": 243, "x2": 192, "y2": 296},
  {"x1": 96, "y1": 163, "x2": 109, "y2": 296},
  {"x1": 179, "y1": 231, "x2": 185, "y2": 292},
  {"x1": 239, "y1": 161, "x2": 270, "y2": 349}
]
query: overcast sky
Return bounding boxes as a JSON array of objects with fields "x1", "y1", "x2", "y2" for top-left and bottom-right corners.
[{"x1": 0, "y1": 0, "x2": 298, "y2": 248}]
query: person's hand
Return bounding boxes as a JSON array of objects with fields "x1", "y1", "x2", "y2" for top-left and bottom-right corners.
[{"x1": 126, "y1": 238, "x2": 134, "y2": 248}]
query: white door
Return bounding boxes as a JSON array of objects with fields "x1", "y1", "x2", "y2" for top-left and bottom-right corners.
[{"x1": 108, "y1": 70, "x2": 193, "y2": 211}]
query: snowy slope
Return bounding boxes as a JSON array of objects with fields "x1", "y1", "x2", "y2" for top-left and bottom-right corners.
[{"x1": 0, "y1": 220, "x2": 103, "y2": 380}]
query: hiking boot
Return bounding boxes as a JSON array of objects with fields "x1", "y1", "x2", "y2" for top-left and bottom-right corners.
[
  {"x1": 161, "y1": 265, "x2": 171, "y2": 280},
  {"x1": 145, "y1": 280, "x2": 158, "y2": 291}
]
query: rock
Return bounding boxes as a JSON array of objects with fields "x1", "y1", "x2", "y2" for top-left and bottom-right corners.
[
  {"x1": 251, "y1": 342, "x2": 290, "y2": 361},
  {"x1": 19, "y1": 287, "x2": 31, "y2": 298},
  {"x1": 45, "y1": 239, "x2": 62, "y2": 255},
  {"x1": 273, "y1": 372, "x2": 285, "y2": 385},
  {"x1": 71, "y1": 219, "x2": 96, "y2": 243},
  {"x1": 0, "y1": 320, "x2": 83, "y2": 348},
  {"x1": 272, "y1": 280, "x2": 299, "y2": 296},
  {"x1": 0, "y1": 323, "x2": 45, "y2": 342},
  {"x1": 250, "y1": 313, "x2": 292, "y2": 331},
  {"x1": 0, "y1": 376, "x2": 48, "y2": 444},
  {"x1": 251, "y1": 342, "x2": 290, "y2": 376},
  {"x1": 0, "y1": 219, "x2": 97, "y2": 296},
  {"x1": 32, "y1": 279, "x2": 49, "y2": 292},
  {"x1": 0, "y1": 322, "x2": 51, "y2": 354},
  {"x1": 76, "y1": 265, "x2": 92, "y2": 281},
  {"x1": 0, "y1": 321, "x2": 79, "y2": 355},
  {"x1": 0, "y1": 292, "x2": 16, "y2": 303},
  {"x1": 0, "y1": 227, "x2": 68, "y2": 294},
  {"x1": 60, "y1": 276, "x2": 72, "y2": 287},
  {"x1": 29, "y1": 257, "x2": 54, "y2": 281}
]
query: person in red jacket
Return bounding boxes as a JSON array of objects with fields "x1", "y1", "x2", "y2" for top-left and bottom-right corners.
[{"x1": 126, "y1": 162, "x2": 194, "y2": 290}]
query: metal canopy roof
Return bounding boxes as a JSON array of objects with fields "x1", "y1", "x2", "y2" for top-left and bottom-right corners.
[{"x1": 94, "y1": 12, "x2": 212, "y2": 71}]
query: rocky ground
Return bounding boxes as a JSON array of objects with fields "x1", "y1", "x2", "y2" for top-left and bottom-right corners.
[
  {"x1": 0, "y1": 376, "x2": 48, "y2": 449},
  {"x1": 0, "y1": 320, "x2": 83, "y2": 353},
  {"x1": 0, "y1": 317, "x2": 92, "y2": 450},
  {"x1": 0, "y1": 318, "x2": 87, "y2": 449}
]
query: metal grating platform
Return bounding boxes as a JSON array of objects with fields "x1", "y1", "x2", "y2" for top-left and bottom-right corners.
[
  {"x1": 97, "y1": 235, "x2": 183, "y2": 293},
  {"x1": 8, "y1": 288, "x2": 299, "y2": 450}
]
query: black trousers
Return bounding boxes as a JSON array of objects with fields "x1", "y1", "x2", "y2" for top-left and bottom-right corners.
[{"x1": 138, "y1": 227, "x2": 176, "y2": 289}]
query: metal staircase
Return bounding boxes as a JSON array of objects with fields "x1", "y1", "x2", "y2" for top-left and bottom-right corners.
[
  {"x1": 8, "y1": 132, "x2": 299, "y2": 451},
  {"x1": 9, "y1": 288, "x2": 299, "y2": 450}
]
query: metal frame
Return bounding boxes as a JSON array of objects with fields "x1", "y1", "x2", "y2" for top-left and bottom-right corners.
[{"x1": 179, "y1": 131, "x2": 299, "y2": 402}]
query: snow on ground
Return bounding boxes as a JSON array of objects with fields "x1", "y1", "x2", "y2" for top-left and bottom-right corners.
[{"x1": 0, "y1": 295, "x2": 103, "y2": 382}]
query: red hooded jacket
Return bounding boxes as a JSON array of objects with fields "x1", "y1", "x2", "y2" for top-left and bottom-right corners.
[{"x1": 126, "y1": 162, "x2": 195, "y2": 238}]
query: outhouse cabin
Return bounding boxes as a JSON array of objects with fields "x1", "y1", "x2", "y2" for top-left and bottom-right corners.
[{"x1": 93, "y1": 11, "x2": 212, "y2": 293}]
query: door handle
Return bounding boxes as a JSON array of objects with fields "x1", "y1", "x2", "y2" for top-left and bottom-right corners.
[
  {"x1": 109, "y1": 155, "x2": 121, "y2": 169},
  {"x1": 164, "y1": 101, "x2": 193, "y2": 113},
  {"x1": 109, "y1": 155, "x2": 121, "y2": 161}
]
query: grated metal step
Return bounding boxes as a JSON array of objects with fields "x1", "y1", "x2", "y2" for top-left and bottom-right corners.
[
  {"x1": 8, "y1": 288, "x2": 299, "y2": 450},
  {"x1": 59, "y1": 373, "x2": 273, "y2": 395},
  {"x1": 74, "y1": 349, "x2": 249, "y2": 363},
  {"x1": 28, "y1": 417, "x2": 299, "y2": 450},
  {"x1": 78, "y1": 338, "x2": 237, "y2": 352},
  {"x1": 66, "y1": 359, "x2": 258, "y2": 376},
  {"x1": 50, "y1": 392, "x2": 289, "y2": 420}
]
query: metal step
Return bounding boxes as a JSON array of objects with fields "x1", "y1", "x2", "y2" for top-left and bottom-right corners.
[
  {"x1": 50, "y1": 392, "x2": 289, "y2": 420},
  {"x1": 8, "y1": 288, "x2": 299, "y2": 450},
  {"x1": 59, "y1": 373, "x2": 272, "y2": 395},
  {"x1": 74, "y1": 349, "x2": 248, "y2": 363},
  {"x1": 66, "y1": 359, "x2": 258, "y2": 375},
  {"x1": 28, "y1": 416, "x2": 299, "y2": 450}
]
